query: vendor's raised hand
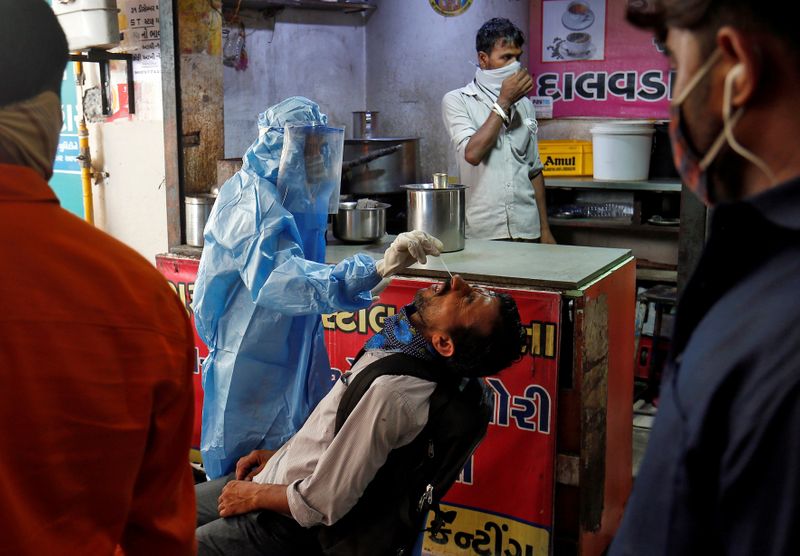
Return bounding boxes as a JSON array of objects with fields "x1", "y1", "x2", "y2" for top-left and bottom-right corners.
[
  {"x1": 235, "y1": 449, "x2": 276, "y2": 481},
  {"x1": 498, "y1": 68, "x2": 534, "y2": 109},
  {"x1": 376, "y1": 231, "x2": 444, "y2": 278}
]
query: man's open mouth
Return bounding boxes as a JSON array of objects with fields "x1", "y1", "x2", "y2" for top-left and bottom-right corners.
[{"x1": 433, "y1": 278, "x2": 452, "y2": 296}]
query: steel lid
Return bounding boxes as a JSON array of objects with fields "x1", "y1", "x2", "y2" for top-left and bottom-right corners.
[
  {"x1": 401, "y1": 183, "x2": 468, "y2": 190},
  {"x1": 185, "y1": 193, "x2": 217, "y2": 204},
  {"x1": 338, "y1": 201, "x2": 391, "y2": 210}
]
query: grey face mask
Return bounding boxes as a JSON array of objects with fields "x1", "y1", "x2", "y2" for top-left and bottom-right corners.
[{"x1": 0, "y1": 91, "x2": 63, "y2": 179}]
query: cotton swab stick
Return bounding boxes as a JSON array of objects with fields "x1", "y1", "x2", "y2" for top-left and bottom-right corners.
[{"x1": 439, "y1": 254, "x2": 454, "y2": 279}]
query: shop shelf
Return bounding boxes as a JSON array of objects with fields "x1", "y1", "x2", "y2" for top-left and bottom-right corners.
[
  {"x1": 546, "y1": 177, "x2": 682, "y2": 193},
  {"x1": 222, "y1": 0, "x2": 376, "y2": 15}
]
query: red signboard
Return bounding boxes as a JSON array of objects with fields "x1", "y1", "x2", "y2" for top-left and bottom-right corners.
[
  {"x1": 324, "y1": 277, "x2": 561, "y2": 554},
  {"x1": 156, "y1": 254, "x2": 206, "y2": 449}
]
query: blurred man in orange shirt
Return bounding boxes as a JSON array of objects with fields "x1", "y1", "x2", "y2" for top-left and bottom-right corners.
[{"x1": 0, "y1": 1, "x2": 196, "y2": 554}]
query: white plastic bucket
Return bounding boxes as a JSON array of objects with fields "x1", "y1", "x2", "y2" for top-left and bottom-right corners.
[
  {"x1": 590, "y1": 121, "x2": 655, "y2": 181},
  {"x1": 52, "y1": 0, "x2": 120, "y2": 52}
]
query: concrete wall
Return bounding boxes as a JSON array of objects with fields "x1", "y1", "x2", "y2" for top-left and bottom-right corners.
[
  {"x1": 84, "y1": 77, "x2": 170, "y2": 262},
  {"x1": 79, "y1": 0, "x2": 170, "y2": 263},
  {"x1": 222, "y1": 0, "x2": 531, "y2": 179},
  {"x1": 79, "y1": 0, "x2": 636, "y2": 263},
  {"x1": 90, "y1": 120, "x2": 169, "y2": 261},
  {"x1": 224, "y1": 9, "x2": 368, "y2": 158},
  {"x1": 365, "y1": 0, "x2": 531, "y2": 181}
]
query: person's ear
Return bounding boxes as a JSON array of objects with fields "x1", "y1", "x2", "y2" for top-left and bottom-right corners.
[
  {"x1": 430, "y1": 331, "x2": 455, "y2": 358},
  {"x1": 716, "y1": 26, "x2": 758, "y2": 107},
  {"x1": 478, "y1": 51, "x2": 489, "y2": 70}
]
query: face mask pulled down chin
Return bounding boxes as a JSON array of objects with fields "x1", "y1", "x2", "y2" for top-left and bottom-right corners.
[
  {"x1": 475, "y1": 60, "x2": 521, "y2": 98},
  {"x1": 0, "y1": 91, "x2": 62, "y2": 179},
  {"x1": 669, "y1": 49, "x2": 775, "y2": 206}
]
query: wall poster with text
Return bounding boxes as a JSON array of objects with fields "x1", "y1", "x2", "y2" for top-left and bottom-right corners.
[{"x1": 530, "y1": 0, "x2": 672, "y2": 118}]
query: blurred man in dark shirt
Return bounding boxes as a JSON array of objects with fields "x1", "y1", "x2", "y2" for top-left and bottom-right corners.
[{"x1": 611, "y1": 1, "x2": 800, "y2": 555}]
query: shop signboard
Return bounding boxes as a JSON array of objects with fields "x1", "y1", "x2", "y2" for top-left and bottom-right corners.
[
  {"x1": 324, "y1": 278, "x2": 561, "y2": 555},
  {"x1": 529, "y1": 0, "x2": 672, "y2": 119}
]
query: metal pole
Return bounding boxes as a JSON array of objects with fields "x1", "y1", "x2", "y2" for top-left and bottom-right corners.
[{"x1": 74, "y1": 59, "x2": 94, "y2": 225}]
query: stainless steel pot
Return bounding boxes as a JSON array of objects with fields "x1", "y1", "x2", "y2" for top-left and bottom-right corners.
[
  {"x1": 185, "y1": 193, "x2": 217, "y2": 247},
  {"x1": 333, "y1": 201, "x2": 390, "y2": 243},
  {"x1": 403, "y1": 183, "x2": 466, "y2": 252},
  {"x1": 342, "y1": 137, "x2": 419, "y2": 195},
  {"x1": 352, "y1": 111, "x2": 379, "y2": 139}
]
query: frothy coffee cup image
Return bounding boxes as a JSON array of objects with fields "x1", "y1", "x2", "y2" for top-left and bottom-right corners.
[
  {"x1": 561, "y1": 0, "x2": 595, "y2": 31},
  {"x1": 565, "y1": 32, "x2": 592, "y2": 55},
  {"x1": 567, "y1": 1, "x2": 590, "y2": 16}
]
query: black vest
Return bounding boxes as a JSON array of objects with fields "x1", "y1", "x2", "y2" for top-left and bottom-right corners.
[{"x1": 316, "y1": 352, "x2": 492, "y2": 556}]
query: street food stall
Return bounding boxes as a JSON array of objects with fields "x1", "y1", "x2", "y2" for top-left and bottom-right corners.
[
  {"x1": 157, "y1": 238, "x2": 634, "y2": 555},
  {"x1": 28, "y1": 0, "x2": 704, "y2": 554}
]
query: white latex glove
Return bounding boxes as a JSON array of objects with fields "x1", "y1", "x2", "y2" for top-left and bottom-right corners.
[{"x1": 375, "y1": 230, "x2": 444, "y2": 278}]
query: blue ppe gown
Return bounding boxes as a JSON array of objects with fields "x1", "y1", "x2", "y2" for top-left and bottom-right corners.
[{"x1": 192, "y1": 98, "x2": 381, "y2": 478}]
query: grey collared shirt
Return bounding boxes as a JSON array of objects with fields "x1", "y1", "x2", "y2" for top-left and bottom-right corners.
[
  {"x1": 442, "y1": 81, "x2": 544, "y2": 240},
  {"x1": 252, "y1": 350, "x2": 437, "y2": 527}
]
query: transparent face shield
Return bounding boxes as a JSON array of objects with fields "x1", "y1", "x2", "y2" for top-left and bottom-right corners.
[{"x1": 276, "y1": 124, "x2": 345, "y2": 215}]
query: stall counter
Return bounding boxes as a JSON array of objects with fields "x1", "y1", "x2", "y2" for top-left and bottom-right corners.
[{"x1": 326, "y1": 237, "x2": 632, "y2": 291}]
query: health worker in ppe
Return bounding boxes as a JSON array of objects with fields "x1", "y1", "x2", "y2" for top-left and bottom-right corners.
[{"x1": 192, "y1": 97, "x2": 443, "y2": 479}]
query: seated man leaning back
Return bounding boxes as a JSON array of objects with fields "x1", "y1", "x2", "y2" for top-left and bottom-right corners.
[{"x1": 196, "y1": 274, "x2": 526, "y2": 555}]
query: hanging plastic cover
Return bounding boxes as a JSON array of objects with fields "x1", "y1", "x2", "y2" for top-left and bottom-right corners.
[{"x1": 192, "y1": 97, "x2": 381, "y2": 479}]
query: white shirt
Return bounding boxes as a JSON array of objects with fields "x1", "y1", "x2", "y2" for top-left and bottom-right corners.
[
  {"x1": 442, "y1": 81, "x2": 544, "y2": 240},
  {"x1": 252, "y1": 350, "x2": 437, "y2": 527}
]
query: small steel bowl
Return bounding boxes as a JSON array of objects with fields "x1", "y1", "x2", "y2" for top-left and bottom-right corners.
[{"x1": 332, "y1": 201, "x2": 390, "y2": 243}]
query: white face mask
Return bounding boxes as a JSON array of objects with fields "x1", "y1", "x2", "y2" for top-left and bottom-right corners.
[
  {"x1": 475, "y1": 60, "x2": 521, "y2": 97},
  {"x1": 481, "y1": 60, "x2": 521, "y2": 78}
]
